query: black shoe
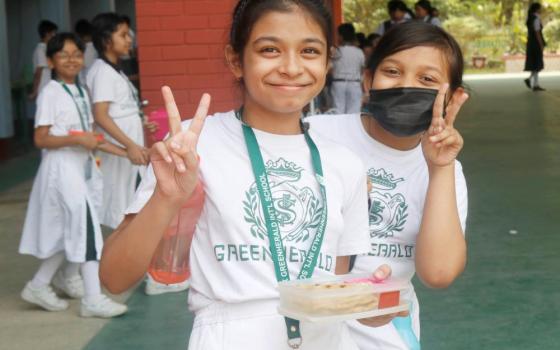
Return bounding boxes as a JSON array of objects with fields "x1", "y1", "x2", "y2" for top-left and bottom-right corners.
[
  {"x1": 533, "y1": 86, "x2": 546, "y2": 91},
  {"x1": 524, "y1": 79, "x2": 531, "y2": 89}
]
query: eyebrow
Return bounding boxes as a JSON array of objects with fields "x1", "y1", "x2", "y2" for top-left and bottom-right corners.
[
  {"x1": 382, "y1": 58, "x2": 443, "y2": 75},
  {"x1": 253, "y1": 36, "x2": 326, "y2": 47}
]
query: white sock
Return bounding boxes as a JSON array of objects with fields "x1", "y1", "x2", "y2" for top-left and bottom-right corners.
[
  {"x1": 64, "y1": 262, "x2": 81, "y2": 278},
  {"x1": 533, "y1": 72, "x2": 540, "y2": 87},
  {"x1": 30, "y1": 252, "x2": 65, "y2": 289},
  {"x1": 80, "y1": 261, "x2": 102, "y2": 303},
  {"x1": 531, "y1": 71, "x2": 538, "y2": 88}
]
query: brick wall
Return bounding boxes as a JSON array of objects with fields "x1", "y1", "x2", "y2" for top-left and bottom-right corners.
[
  {"x1": 135, "y1": 0, "x2": 342, "y2": 120},
  {"x1": 135, "y1": 0, "x2": 239, "y2": 119}
]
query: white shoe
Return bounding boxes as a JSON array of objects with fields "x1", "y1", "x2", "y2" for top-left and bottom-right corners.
[
  {"x1": 52, "y1": 271, "x2": 84, "y2": 299},
  {"x1": 80, "y1": 294, "x2": 128, "y2": 318},
  {"x1": 21, "y1": 282, "x2": 69, "y2": 311},
  {"x1": 145, "y1": 275, "x2": 190, "y2": 296}
]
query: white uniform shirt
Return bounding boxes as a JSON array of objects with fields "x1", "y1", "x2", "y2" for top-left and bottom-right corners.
[
  {"x1": 306, "y1": 113, "x2": 467, "y2": 347},
  {"x1": 86, "y1": 58, "x2": 139, "y2": 119},
  {"x1": 32, "y1": 42, "x2": 51, "y2": 94},
  {"x1": 533, "y1": 14, "x2": 543, "y2": 31},
  {"x1": 423, "y1": 16, "x2": 442, "y2": 27},
  {"x1": 36, "y1": 80, "x2": 92, "y2": 134},
  {"x1": 307, "y1": 114, "x2": 467, "y2": 280},
  {"x1": 332, "y1": 45, "x2": 365, "y2": 81},
  {"x1": 126, "y1": 112, "x2": 370, "y2": 311}
]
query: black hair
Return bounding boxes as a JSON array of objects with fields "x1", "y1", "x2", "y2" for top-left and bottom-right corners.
[
  {"x1": 91, "y1": 12, "x2": 127, "y2": 56},
  {"x1": 338, "y1": 23, "x2": 357, "y2": 43},
  {"x1": 367, "y1": 21, "x2": 464, "y2": 91},
  {"x1": 38, "y1": 20, "x2": 58, "y2": 39},
  {"x1": 91, "y1": 12, "x2": 127, "y2": 72},
  {"x1": 122, "y1": 15, "x2": 131, "y2": 26},
  {"x1": 230, "y1": 0, "x2": 333, "y2": 61},
  {"x1": 46, "y1": 32, "x2": 85, "y2": 58},
  {"x1": 528, "y1": 3, "x2": 542, "y2": 17},
  {"x1": 75, "y1": 19, "x2": 92, "y2": 38},
  {"x1": 388, "y1": 0, "x2": 409, "y2": 14}
]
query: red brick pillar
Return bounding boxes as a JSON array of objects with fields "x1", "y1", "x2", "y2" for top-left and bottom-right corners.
[{"x1": 135, "y1": 0, "x2": 239, "y2": 120}]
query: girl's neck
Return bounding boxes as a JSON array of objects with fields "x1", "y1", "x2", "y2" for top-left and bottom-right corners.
[
  {"x1": 241, "y1": 97, "x2": 302, "y2": 135},
  {"x1": 360, "y1": 114, "x2": 421, "y2": 151},
  {"x1": 58, "y1": 74, "x2": 76, "y2": 84},
  {"x1": 104, "y1": 50, "x2": 119, "y2": 65}
]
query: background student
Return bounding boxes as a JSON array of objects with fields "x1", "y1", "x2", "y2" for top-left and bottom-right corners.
[{"x1": 29, "y1": 20, "x2": 58, "y2": 100}]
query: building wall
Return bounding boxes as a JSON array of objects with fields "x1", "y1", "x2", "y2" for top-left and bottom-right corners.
[
  {"x1": 135, "y1": 0, "x2": 342, "y2": 118},
  {"x1": 135, "y1": 0, "x2": 239, "y2": 118}
]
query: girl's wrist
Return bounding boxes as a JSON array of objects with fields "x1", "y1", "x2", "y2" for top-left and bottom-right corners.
[
  {"x1": 427, "y1": 162, "x2": 455, "y2": 177},
  {"x1": 153, "y1": 185, "x2": 188, "y2": 209}
]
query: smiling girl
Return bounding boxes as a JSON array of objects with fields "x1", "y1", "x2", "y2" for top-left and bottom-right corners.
[
  {"x1": 19, "y1": 33, "x2": 127, "y2": 318},
  {"x1": 307, "y1": 21, "x2": 469, "y2": 349},
  {"x1": 87, "y1": 13, "x2": 149, "y2": 229},
  {"x1": 99, "y1": 1, "x2": 397, "y2": 349}
]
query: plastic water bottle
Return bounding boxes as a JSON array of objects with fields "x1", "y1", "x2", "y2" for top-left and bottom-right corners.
[
  {"x1": 147, "y1": 181, "x2": 204, "y2": 284},
  {"x1": 148, "y1": 108, "x2": 170, "y2": 142}
]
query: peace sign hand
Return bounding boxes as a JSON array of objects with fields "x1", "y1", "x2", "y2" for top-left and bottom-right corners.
[
  {"x1": 422, "y1": 84, "x2": 469, "y2": 168},
  {"x1": 151, "y1": 86, "x2": 210, "y2": 205}
]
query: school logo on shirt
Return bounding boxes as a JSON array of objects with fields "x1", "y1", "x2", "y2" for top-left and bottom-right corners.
[
  {"x1": 368, "y1": 168, "x2": 408, "y2": 238},
  {"x1": 243, "y1": 158, "x2": 324, "y2": 243}
]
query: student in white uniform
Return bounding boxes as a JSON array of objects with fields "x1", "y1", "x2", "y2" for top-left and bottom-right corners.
[
  {"x1": 100, "y1": 1, "x2": 405, "y2": 349},
  {"x1": 87, "y1": 13, "x2": 148, "y2": 229},
  {"x1": 19, "y1": 33, "x2": 128, "y2": 318},
  {"x1": 307, "y1": 21, "x2": 469, "y2": 350},
  {"x1": 75, "y1": 19, "x2": 98, "y2": 85},
  {"x1": 29, "y1": 20, "x2": 58, "y2": 100},
  {"x1": 376, "y1": 1, "x2": 411, "y2": 36},
  {"x1": 331, "y1": 23, "x2": 365, "y2": 114},
  {"x1": 414, "y1": 1, "x2": 442, "y2": 27}
]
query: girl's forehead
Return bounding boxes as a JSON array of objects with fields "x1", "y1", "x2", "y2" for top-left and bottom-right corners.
[
  {"x1": 61, "y1": 41, "x2": 80, "y2": 52},
  {"x1": 383, "y1": 46, "x2": 449, "y2": 74},
  {"x1": 249, "y1": 8, "x2": 325, "y2": 42}
]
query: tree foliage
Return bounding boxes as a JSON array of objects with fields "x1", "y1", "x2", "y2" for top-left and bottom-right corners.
[{"x1": 343, "y1": 0, "x2": 560, "y2": 67}]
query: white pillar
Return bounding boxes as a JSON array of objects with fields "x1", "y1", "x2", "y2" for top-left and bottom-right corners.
[{"x1": 0, "y1": 0, "x2": 14, "y2": 138}]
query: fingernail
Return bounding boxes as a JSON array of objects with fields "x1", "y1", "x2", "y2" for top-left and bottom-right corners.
[
  {"x1": 165, "y1": 156, "x2": 172, "y2": 163},
  {"x1": 178, "y1": 164, "x2": 186, "y2": 172},
  {"x1": 373, "y1": 270, "x2": 385, "y2": 281}
]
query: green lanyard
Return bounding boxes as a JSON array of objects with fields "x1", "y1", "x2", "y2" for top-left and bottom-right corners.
[
  {"x1": 60, "y1": 81, "x2": 95, "y2": 180},
  {"x1": 59, "y1": 81, "x2": 90, "y2": 132},
  {"x1": 236, "y1": 109, "x2": 328, "y2": 349},
  {"x1": 120, "y1": 72, "x2": 144, "y2": 120}
]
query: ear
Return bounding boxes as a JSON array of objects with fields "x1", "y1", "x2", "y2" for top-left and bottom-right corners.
[{"x1": 225, "y1": 45, "x2": 243, "y2": 80}]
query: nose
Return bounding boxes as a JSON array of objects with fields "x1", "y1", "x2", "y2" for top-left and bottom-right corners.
[{"x1": 278, "y1": 52, "x2": 304, "y2": 77}]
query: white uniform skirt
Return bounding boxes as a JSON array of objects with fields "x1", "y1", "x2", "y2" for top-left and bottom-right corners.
[
  {"x1": 188, "y1": 298, "x2": 359, "y2": 350},
  {"x1": 19, "y1": 147, "x2": 104, "y2": 262},
  {"x1": 99, "y1": 113, "x2": 145, "y2": 229}
]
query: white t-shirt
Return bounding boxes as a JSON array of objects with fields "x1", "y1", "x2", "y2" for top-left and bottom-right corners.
[
  {"x1": 126, "y1": 112, "x2": 370, "y2": 311},
  {"x1": 306, "y1": 113, "x2": 467, "y2": 281},
  {"x1": 332, "y1": 45, "x2": 365, "y2": 81},
  {"x1": 306, "y1": 114, "x2": 467, "y2": 346},
  {"x1": 35, "y1": 80, "x2": 93, "y2": 134},
  {"x1": 32, "y1": 42, "x2": 51, "y2": 94},
  {"x1": 86, "y1": 58, "x2": 139, "y2": 119}
]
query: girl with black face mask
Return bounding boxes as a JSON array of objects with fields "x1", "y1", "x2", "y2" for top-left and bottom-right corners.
[{"x1": 306, "y1": 21, "x2": 469, "y2": 350}]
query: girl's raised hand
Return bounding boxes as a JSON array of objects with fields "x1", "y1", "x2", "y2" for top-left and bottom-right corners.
[
  {"x1": 151, "y1": 86, "x2": 210, "y2": 204},
  {"x1": 422, "y1": 84, "x2": 469, "y2": 168}
]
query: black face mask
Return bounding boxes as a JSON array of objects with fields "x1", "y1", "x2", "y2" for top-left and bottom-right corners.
[{"x1": 363, "y1": 87, "x2": 439, "y2": 137}]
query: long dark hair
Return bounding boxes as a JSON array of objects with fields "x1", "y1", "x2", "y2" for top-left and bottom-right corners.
[
  {"x1": 528, "y1": 2, "x2": 542, "y2": 17},
  {"x1": 367, "y1": 21, "x2": 464, "y2": 91},
  {"x1": 91, "y1": 12, "x2": 127, "y2": 72},
  {"x1": 229, "y1": 0, "x2": 333, "y2": 61}
]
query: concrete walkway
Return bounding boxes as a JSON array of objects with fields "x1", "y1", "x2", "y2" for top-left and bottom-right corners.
[{"x1": 0, "y1": 75, "x2": 559, "y2": 349}]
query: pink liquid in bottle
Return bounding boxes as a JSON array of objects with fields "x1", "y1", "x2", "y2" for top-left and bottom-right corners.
[{"x1": 148, "y1": 182, "x2": 205, "y2": 284}]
